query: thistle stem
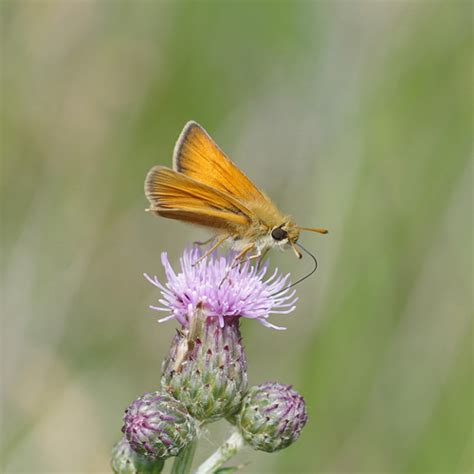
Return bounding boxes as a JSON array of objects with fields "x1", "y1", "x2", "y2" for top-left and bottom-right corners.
[
  {"x1": 195, "y1": 430, "x2": 245, "y2": 474},
  {"x1": 171, "y1": 438, "x2": 198, "y2": 474}
]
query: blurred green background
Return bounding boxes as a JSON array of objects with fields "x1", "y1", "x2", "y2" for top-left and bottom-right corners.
[{"x1": 1, "y1": 1, "x2": 472, "y2": 473}]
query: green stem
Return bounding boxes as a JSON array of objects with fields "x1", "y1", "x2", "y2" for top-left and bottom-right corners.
[
  {"x1": 171, "y1": 438, "x2": 198, "y2": 474},
  {"x1": 195, "y1": 430, "x2": 244, "y2": 474}
]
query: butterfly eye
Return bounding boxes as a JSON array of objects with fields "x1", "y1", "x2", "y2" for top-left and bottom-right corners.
[{"x1": 271, "y1": 227, "x2": 288, "y2": 241}]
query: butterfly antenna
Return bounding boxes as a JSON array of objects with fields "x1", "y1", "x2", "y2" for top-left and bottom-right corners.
[{"x1": 271, "y1": 242, "x2": 319, "y2": 296}]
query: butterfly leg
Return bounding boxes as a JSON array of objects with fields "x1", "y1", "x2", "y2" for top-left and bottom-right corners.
[
  {"x1": 218, "y1": 243, "x2": 256, "y2": 288},
  {"x1": 256, "y1": 247, "x2": 270, "y2": 270},
  {"x1": 193, "y1": 236, "x2": 215, "y2": 247},
  {"x1": 229, "y1": 245, "x2": 269, "y2": 270},
  {"x1": 231, "y1": 243, "x2": 256, "y2": 268},
  {"x1": 192, "y1": 234, "x2": 229, "y2": 267},
  {"x1": 234, "y1": 251, "x2": 263, "y2": 269}
]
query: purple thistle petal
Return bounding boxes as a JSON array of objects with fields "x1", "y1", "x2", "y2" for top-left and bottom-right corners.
[
  {"x1": 257, "y1": 319, "x2": 287, "y2": 330},
  {"x1": 145, "y1": 248, "x2": 297, "y2": 330},
  {"x1": 157, "y1": 314, "x2": 176, "y2": 323}
]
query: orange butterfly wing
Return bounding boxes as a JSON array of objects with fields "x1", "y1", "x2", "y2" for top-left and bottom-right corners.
[
  {"x1": 145, "y1": 166, "x2": 253, "y2": 232},
  {"x1": 172, "y1": 121, "x2": 270, "y2": 205}
]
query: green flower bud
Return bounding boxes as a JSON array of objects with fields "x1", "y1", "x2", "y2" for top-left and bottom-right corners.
[
  {"x1": 236, "y1": 382, "x2": 307, "y2": 452},
  {"x1": 111, "y1": 437, "x2": 164, "y2": 474},
  {"x1": 122, "y1": 392, "x2": 198, "y2": 460},
  {"x1": 162, "y1": 315, "x2": 248, "y2": 422}
]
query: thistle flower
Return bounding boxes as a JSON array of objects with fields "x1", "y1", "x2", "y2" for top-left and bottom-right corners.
[
  {"x1": 111, "y1": 437, "x2": 164, "y2": 474},
  {"x1": 122, "y1": 392, "x2": 198, "y2": 460},
  {"x1": 236, "y1": 382, "x2": 308, "y2": 452},
  {"x1": 144, "y1": 248, "x2": 297, "y2": 330},
  {"x1": 144, "y1": 248, "x2": 297, "y2": 421}
]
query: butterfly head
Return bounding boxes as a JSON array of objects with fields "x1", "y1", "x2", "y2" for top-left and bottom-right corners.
[
  {"x1": 270, "y1": 221, "x2": 329, "y2": 259},
  {"x1": 270, "y1": 222, "x2": 302, "y2": 258}
]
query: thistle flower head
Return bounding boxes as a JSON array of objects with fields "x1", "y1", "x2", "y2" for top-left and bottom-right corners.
[
  {"x1": 236, "y1": 382, "x2": 308, "y2": 452},
  {"x1": 144, "y1": 248, "x2": 297, "y2": 330},
  {"x1": 122, "y1": 391, "x2": 198, "y2": 460}
]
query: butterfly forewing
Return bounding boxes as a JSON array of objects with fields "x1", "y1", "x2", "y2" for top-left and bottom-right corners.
[{"x1": 173, "y1": 122, "x2": 270, "y2": 205}]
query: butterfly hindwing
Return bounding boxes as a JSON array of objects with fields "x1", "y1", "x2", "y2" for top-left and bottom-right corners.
[{"x1": 145, "y1": 166, "x2": 253, "y2": 232}]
